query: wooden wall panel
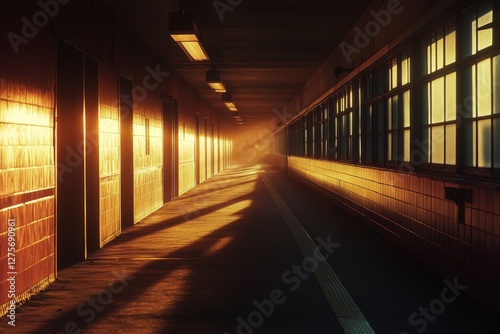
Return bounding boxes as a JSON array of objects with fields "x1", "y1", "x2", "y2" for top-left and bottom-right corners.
[{"x1": 0, "y1": 29, "x2": 56, "y2": 316}]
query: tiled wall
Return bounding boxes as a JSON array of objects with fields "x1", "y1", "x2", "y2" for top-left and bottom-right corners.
[
  {"x1": 285, "y1": 155, "x2": 500, "y2": 310},
  {"x1": 207, "y1": 127, "x2": 214, "y2": 179},
  {"x1": 214, "y1": 134, "x2": 219, "y2": 175},
  {"x1": 133, "y1": 94, "x2": 163, "y2": 222},
  {"x1": 99, "y1": 67, "x2": 121, "y2": 246},
  {"x1": 0, "y1": 51, "x2": 56, "y2": 316},
  {"x1": 199, "y1": 129, "x2": 207, "y2": 184},
  {"x1": 178, "y1": 115, "x2": 196, "y2": 195}
]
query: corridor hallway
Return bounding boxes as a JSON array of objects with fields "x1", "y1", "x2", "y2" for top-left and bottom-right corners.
[{"x1": 0, "y1": 165, "x2": 497, "y2": 334}]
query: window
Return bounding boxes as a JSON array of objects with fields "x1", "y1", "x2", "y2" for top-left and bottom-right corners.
[
  {"x1": 423, "y1": 22, "x2": 456, "y2": 75},
  {"x1": 308, "y1": 111, "x2": 316, "y2": 157},
  {"x1": 422, "y1": 74, "x2": 456, "y2": 165},
  {"x1": 374, "y1": 65, "x2": 389, "y2": 164},
  {"x1": 374, "y1": 100, "x2": 385, "y2": 163},
  {"x1": 461, "y1": 2, "x2": 499, "y2": 170},
  {"x1": 463, "y1": 2, "x2": 493, "y2": 58},
  {"x1": 387, "y1": 51, "x2": 411, "y2": 163},
  {"x1": 335, "y1": 85, "x2": 354, "y2": 160},
  {"x1": 356, "y1": 79, "x2": 362, "y2": 163},
  {"x1": 282, "y1": 0, "x2": 499, "y2": 178},
  {"x1": 328, "y1": 98, "x2": 337, "y2": 159},
  {"x1": 421, "y1": 21, "x2": 457, "y2": 166},
  {"x1": 318, "y1": 103, "x2": 329, "y2": 159},
  {"x1": 288, "y1": 120, "x2": 301, "y2": 156},
  {"x1": 463, "y1": 55, "x2": 500, "y2": 169},
  {"x1": 361, "y1": 75, "x2": 373, "y2": 163}
]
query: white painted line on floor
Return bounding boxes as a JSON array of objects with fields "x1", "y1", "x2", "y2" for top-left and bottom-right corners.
[{"x1": 260, "y1": 171, "x2": 376, "y2": 334}]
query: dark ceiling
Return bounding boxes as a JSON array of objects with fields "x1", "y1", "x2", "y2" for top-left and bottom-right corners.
[{"x1": 102, "y1": 0, "x2": 373, "y2": 130}]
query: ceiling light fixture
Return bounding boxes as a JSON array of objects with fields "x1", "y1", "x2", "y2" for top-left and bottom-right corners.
[
  {"x1": 169, "y1": 11, "x2": 209, "y2": 61},
  {"x1": 206, "y1": 63, "x2": 226, "y2": 93},
  {"x1": 222, "y1": 91, "x2": 237, "y2": 110}
]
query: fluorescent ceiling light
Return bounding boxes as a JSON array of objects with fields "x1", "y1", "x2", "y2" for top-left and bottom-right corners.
[
  {"x1": 206, "y1": 69, "x2": 226, "y2": 93},
  {"x1": 222, "y1": 92, "x2": 238, "y2": 110},
  {"x1": 169, "y1": 12, "x2": 209, "y2": 62}
]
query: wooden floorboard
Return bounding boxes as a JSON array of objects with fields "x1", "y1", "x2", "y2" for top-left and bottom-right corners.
[
  {"x1": 0, "y1": 165, "x2": 341, "y2": 334},
  {"x1": 1, "y1": 164, "x2": 498, "y2": 334}
]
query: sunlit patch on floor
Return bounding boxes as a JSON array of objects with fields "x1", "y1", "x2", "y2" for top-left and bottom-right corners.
[{"x1": 204, "y1": 237, "x2": 234, "y2": 256}]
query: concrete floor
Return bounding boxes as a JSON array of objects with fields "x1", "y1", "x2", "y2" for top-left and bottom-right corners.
[{"x1": 0, "y1": 164, "x2": 498, "y2": 333}]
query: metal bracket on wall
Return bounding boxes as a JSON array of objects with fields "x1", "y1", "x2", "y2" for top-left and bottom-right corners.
[{"x1": 444, "y1": 187, "x2": 473, "y2": 224}]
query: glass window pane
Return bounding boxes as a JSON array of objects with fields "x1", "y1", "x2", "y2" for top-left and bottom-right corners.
[
  {"x1": 431, "y1": 35, "x2": 437, "y2": 73},
  {"x1": 392, "y1": 59, "x2": 398, "y2": 89},
  {"x1": 422, "y1": 83, "x2": 430, "y2": 124},
  {"x1": 403, "y1": 90, "x2": 411, "y2": 127},
  {"x1": 422, "y1": 128, "x2": 430, "y2": 164},
  {"x1": 426, "y1": 43, "x2": 432, "y2": 75},
  {"x1": 478, "y1": 2, "x2": 493, "y2": 26},
  {"x1": 388, "y1": 97, "x2": 393, "y2": 130},
  {"x1": 374, "y1": 68, "x2": 382, "y2": 95},
  {"x1": 376, "y1": 102, "x2": 384, "y2": 131},
  {"x1": 446, "y1": 73, "x2": 457, "y2": 121},
  {"x1": 494, "y1": 118, "x2": 500, "y2": 168},
  {"x1": 463, "y1": 65, "x2": 476, "y2": 118},
  {"x1": 392, "y1": 132, "x2": 398, "y2": 160},
  {"x1": 388, "y1": 64, "x2": 393, "y2": 89},
  {"x1": 464, "y1": 122, "x2": 476, "y2": 167},
  {"x1": 478, "y1": 119, "x2": 492, "y2": 168},
  {"x1": 477, "y1": 58, "x2": 492, "y2": 117},
  {"x1": 432, "y1": 126, "x2": 445, "y2": 164},
  {"x1": 437, "y1": 28, "x2": 444, "y2": 70},
  {"x1": 445, "y1": 124, "x2": 456, "y2": 165},
  {"x1": 402, "y1": 56, "x2": 410, "y2": 85},
  {"x1": 350, "y1": 112, "x2": 353, "y2": 134},
  {"x1": 377, "y1": 133, "x2": 384, "y2": 161},
  {"x1": 463, "y1": 9, "x2": 477, "y2": 57},
  {"x1": 432, "y1": 77, "x2": 445, "y2": 123},
  {"x1": 445, "y1": 23, "x2": 456, "y2": 66},
  {"x1": 478, "y1": 29, "x2": 493, "y2": 52},
  {"x1": 404, "y1": 130, "x2": 410, "y2": 162},
  {"x1": 478, "y1": 3, "x2": 493, "y2": 52},
  {"x1": 363, "y1": 76, "x2": 372, "y2": 101},
  {"x1": 363, "y1": 105, "x2": 372, "y2": 161},
  {"x1": 494, "y1": 56, "x2": 500, "y2": 114},
  {"x1": 388, "y1": 133, "x2": 393, "y2": 160},
  {"x1": 392, "y1": 95, "x2": 399, "y2": 128},
  {"x1": 349, "y1": 87, "x2": 353, "y2": 108}
]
